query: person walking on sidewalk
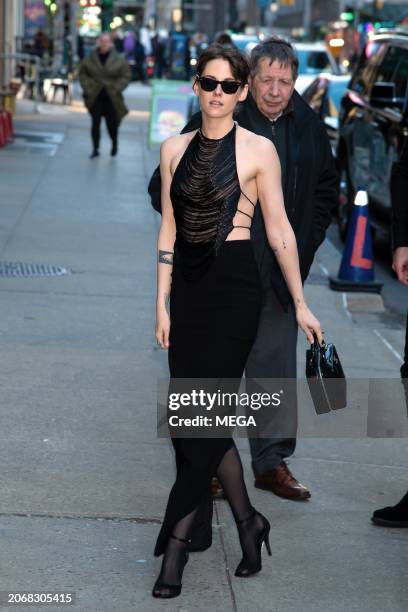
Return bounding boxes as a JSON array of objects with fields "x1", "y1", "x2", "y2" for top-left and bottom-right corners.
[
  {"x1": 371, "y1": 141, "x2": 408, "y2": 528},
  {"x1": 149, "y1": 38, "x2": 337, "y2": 503},
  {"x1": 153, "y1": 43, "x2": 322, "y2": 599},
  {"x1": 151, "y1": 33, "x2": 166, "y2": 79},
  {"x1": 79, "y1": 33, "x2": 131, "y2": 158},
  {"x1": 133, "y1": 35, "x2": 148, "y2": 84}
]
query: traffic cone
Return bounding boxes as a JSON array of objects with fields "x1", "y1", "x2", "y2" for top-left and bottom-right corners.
[
  {"x1": 329, "y1": 189, "x2": 383, "y2": 293},
  {"x1": 3, "y1": 110, "x2": 13, "y2": 142}
]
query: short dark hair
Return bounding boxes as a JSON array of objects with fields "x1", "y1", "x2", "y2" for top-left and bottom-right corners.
[
  {"x1": 249, "y1": 37, "x2": 299, "y2": 81},
  {"x1": 196, "y1": 43, "x2": 249, "y2": 85}
]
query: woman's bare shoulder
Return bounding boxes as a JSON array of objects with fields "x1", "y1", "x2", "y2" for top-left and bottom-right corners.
[
  {"x1": 160, "y1": 131, "x2": 197, "y2": 159},
  {"x1": 236, "y1": 125, "x2": 279, "y2": 172},
  {"x1": 237, "y1": 125, "x2": 276, "y2": 153}
]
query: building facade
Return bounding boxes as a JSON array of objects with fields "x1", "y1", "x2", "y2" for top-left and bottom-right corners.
[
  {"x1": 0, "y1": 0, "x2": 25, "y2": 89},
  {"x1": 149, "y1": 0, "x2": 234, "y2": 38},
  {"x1": 236, "y1": 0, "x2": 341, "y2": 33}
]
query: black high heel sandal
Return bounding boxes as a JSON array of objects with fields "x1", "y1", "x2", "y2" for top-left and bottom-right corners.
[
  {"x1": 152, "y1": 534, "x2": 190, "y2": 599},
  {"x1": 234, "y1": 510, "x2": 271, "y2": 578}
]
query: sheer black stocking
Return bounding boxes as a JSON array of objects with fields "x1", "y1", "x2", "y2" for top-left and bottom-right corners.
[
  {"x1": 154, "y1": 442, "x2": 270, "y2": 596},
  {"x1": 215, "y1": 444, "x2": 253, "y2": 522},
  {"x1": 215, "y1": 444, "x2": 270, "y2": 575},
  {"x1": 153, "y1": 507, "x2": 197, "y2": 597}
]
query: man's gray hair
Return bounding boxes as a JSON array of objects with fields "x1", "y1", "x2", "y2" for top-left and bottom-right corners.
[{"x1": 249, "y1": 37, "x2": 299, "y2": 81}]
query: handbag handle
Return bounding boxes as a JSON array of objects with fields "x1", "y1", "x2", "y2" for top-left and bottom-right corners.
[{"x1": 311, "y1": 332, "x2": 326, "y2": 351}]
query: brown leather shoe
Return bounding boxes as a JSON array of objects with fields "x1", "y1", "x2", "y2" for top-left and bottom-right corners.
[
  {"x1": 211, "y1": 477, "x2": 225, "y2": 499},
  {"x1": 254, "y1": 462, "x2": 311, "y2": 501}
]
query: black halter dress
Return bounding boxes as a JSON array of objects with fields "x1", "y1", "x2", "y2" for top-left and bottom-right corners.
[{"x1": 154, "y1": 123, "x2": 262, "y2": 556}]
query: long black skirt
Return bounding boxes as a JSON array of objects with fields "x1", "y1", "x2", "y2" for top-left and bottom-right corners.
[{"x1": 154, "y1": 240, "x2": 262, "y2": 556}]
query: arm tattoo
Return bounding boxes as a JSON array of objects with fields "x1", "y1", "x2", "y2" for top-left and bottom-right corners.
[
  {"x1": 272, "y1": 239, "x2": 287, "y2": 263},
  {"x1": 165, "y1": 293, "x2": 170, "y2": 315},
  {"x1": 159, "y1": 250, "x2": 173, "y2": 265}
]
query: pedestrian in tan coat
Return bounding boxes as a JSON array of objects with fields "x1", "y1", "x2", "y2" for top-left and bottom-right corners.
[{"x1": 79, "y1": 33, "x2": 131, "y2": 158}]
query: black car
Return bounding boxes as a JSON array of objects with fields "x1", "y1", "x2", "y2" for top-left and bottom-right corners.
[
  {"x1": 336, "y1": 29, "x2": 408, "y2": 240},
  {"x1": 302, "y1": 73, "x2": 350, "y2": 151}
]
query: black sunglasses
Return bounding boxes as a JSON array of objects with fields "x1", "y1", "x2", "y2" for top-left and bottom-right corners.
[{"x1": 197, "y1": 76, "x2": 242, "y2": 94}]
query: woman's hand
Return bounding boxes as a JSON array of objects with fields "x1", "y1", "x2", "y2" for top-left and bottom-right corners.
[
  {"x1": 156, "y1": 309, "x2": 170, "y2": 349},
  {"x1": 296, "y1": 303, "x2": 323, "y2": 345}
]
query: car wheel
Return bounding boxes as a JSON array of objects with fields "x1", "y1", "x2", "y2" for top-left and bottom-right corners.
[{"x1": 338, "y1": 159, "x2": 354, "y2": 241}]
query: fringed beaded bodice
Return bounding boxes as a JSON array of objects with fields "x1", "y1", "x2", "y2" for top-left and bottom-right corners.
[{"x1": 170, "y1": 123, "x2": 252, "y2": 281}]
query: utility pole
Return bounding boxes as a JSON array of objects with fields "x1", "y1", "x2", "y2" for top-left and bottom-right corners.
[
  {"x1": 303, "y1": 0, "x2": 312, "y2": 39},
  {"x1": 0, "y1": 0, "x2": 6, "y2": 88},
  {"x1": 228, "y1": 0, "x2": 238, "y2": 29},
  {"x1": 354, "y1": 0, "x2": 365, "y2": 31},
  {"x1": 101, "y1": 0, "x2": 114, "y2": 32},
  {"x1": 257, "y1": 0, "x2": 269, "y2": 28}
]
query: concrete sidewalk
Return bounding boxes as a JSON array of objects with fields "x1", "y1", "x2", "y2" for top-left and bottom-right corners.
[{"x1": 0, "y1": 85, "x2": 406, "y2": 612}]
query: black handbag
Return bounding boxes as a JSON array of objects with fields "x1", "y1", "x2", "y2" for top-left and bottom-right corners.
[
  {"x1": 306, "y1": 336, "x2": 346, "y2": 415},
  {"x1": 148, "y1": 165, "x2": 162, "y2": 214}
]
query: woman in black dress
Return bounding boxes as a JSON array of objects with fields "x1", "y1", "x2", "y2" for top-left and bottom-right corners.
[{"x1": 154, "y1": 44, "x2": 322, "y2": 598}]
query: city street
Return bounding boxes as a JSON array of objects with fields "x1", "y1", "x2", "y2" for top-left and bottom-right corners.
[{"x1": 0, "y1": 84, "x2": 407, "y2": 612}]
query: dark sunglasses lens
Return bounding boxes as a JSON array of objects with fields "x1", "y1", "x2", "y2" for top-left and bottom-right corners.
[
  {"x1": 199, "y1": 77, "x2": 217, "y2": 91},
  {"x1": 221, "y1": 81, "x2": 240, "y2": 94},
  {"x1": 199, "y1": 77, "x2": 240, "y2": 94}
]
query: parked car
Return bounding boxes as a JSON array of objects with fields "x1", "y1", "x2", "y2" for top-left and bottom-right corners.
[
  {"x1": 230, "y1": 33, "x2": 260, "y2": 55},
  {"x1": 336, "y1": 29, "x2": 408, "y2": 240},
  {"x1": 294, "y1": 42, "x2": 341, "y2": 94},
  {"x1": 302, "y1": 73, "x2": 351, "y2": 151}
]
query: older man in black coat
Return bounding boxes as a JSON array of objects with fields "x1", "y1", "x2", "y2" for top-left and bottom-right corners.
[{"x1": 149, "y1": 39, "x2": 337, "y2": 510}]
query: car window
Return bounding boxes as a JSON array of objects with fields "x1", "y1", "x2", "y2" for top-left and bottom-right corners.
[
  {"x1": 349, "y1": 41, "x2": 384, "y2": 93},
  {"x1": 392, "y1": 48, "x2": 408, "y2": 99},
  {"x1": 374, "y1": 45, "x2": 402, "y2": 84},
  {"x1": 297, "y1": 50, "x2": 331, "y2": 75}
]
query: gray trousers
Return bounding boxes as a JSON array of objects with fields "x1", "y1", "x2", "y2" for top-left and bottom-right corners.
[
  {"x1": 245, "y1": 287, "x2": 298, "y2": 476},
  {"x1": 402, "y1": 312, "x2": 408, "y2": 379}
]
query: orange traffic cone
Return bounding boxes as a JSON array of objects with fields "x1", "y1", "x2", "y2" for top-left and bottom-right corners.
[{"x1": 330, "y1": 189, "x2": 382, "y2": 293}]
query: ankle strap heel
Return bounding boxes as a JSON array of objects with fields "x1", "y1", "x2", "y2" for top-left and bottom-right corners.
[
  {"x1": 152, "y1": 534, "x2": 190, "y2": 599},
  {"x1": 235, "y1": 509, "x2": 256, "y2": 526},
  {"x1": 234, "y1": 510, "x2": 272, "y2": 578}
]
